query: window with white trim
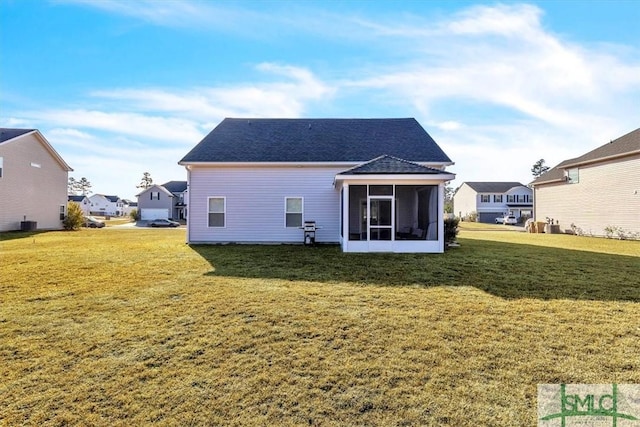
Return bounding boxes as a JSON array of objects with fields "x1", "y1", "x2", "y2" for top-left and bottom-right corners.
[
  {"x1": 480, "y1": 194, "x2": 490, "y2": 203},
  {"x1": 567, "y1": 168, "x2": 579, "y2": 184},
  {"x1": 285, "y1": 197, "x2": 303, "y2": 227},
  {"x1": 150, "y1": 191, "x2": 160, "y2": 200},
  {"x1": 59, "y1": 205, "x2": 66, "y2": 220},
  {"x1": 0, "y1": 157, "x2": 3, "y2": 178},
  {"x1": 494, "y1": 195, "x2": 503, "y2": 203},
  {"x1": 208, "y1": 197, "x2": 225, "y2": 227}
]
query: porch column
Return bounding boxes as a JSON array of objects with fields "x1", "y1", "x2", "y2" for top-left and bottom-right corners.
[
  {"x1": 341, "y1": 184, "x2": 349, "y2": 251},
  {"x1": 438, "y1": 183, "x2": 444, "y2": 252}
]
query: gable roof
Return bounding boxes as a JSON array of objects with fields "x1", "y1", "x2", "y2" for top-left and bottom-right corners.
[
  {"x1": 161, "y1": 180, "x2": 187, "y2": 193},
  {"x1": 136, "y1": 184, "x2": 174, "y2": 198},
  {"x1": 531, "y1": 127, "x2": 640, "y2": 186},
  {"x1": 339, "y1": 155, "x2": 446, "y2": 175},
  {"x1": 179, "y1": 118, "x2": 453, "y2": 164},
  {"x1": 462, "y1": 182, "x2": 527, "y2": 193},
  {"x1": 0, "y1": 128, "x2": 73, "y2": 172},
  {"x1": 0, "y1": 128, "x2": 35, "y2": 143}
]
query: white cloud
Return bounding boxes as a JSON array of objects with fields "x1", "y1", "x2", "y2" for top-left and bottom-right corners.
[{"x1": 9, "y1": 2, "x2": 640, "y2": 197}]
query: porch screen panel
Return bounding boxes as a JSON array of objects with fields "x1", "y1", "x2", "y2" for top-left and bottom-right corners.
[
  {"x1": 415, "y1": 186, "x2": 438, "y2": 240},
  {"x1": 348, "y1": 185, "x2": 367, "y2": 240},
  {"x1": 427, "y1": 186, "x2": 438, "y2": 240}
]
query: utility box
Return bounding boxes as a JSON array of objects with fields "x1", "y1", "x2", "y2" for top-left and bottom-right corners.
[{"x1": 20, "y1": 221, "x2": 37, "y2": 231}]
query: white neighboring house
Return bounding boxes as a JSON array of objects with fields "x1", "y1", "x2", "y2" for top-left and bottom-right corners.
[
  {"x1": 88, "y1": 194, "x2": 125, "y2": 216},
  {"x1": 68, "y1": 195, "x2": 91, "y2": 216},
  {"x1": 179, "y1": 118, "x2": 456, "y2": 253},
  {"x1": 453, "y1": 182, "x2": 533, "y2": 223},
  {"x1": 121, "y1": 199, "x2": 137, "y2": 217},
  {"x1": 0, "y1": 128, "x2": 73, "y2": 231},
  {"x1": 531, "y1": 127, "x2": 639, "y2": 237}
]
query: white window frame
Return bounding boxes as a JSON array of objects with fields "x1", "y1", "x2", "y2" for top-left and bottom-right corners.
[
  {"x1": 207, "y1": 197, "x2": 226, "y2": 228},
  {"x1": 150, "y1": 191, "x2": 160, "y2": 200},
  {"x1": 0, "y1": 156, "x2": 3, "y2": 178},
  {"x1": 59, "y1": 205, "x2": 66, "y2": 220},
  {"x1": 284, "y1": 197, "x2": 303, "y2": 228},
  {"x1": 480, "y1": 194, "x2": 490, "y2": 203},
  {"x1": 494, "y1": 194, "x2": 503, "y2": 203},
  {"x1": 567, "y1": 168, "x2": 579, "y2": 184}
]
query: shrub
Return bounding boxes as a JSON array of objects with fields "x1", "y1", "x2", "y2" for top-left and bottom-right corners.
[
  {"x1": 444, "y1": 217, "x2": 460, "y2": 245},
  {"x1": 129, "y1": 208, "x2": 138, "y2": 221},
  {"x1": 63, "y1": 202, "x2": 84, "y2": 230},
  {"x1": 464, "y1": 211, "x2": 478, "y2": 222}
]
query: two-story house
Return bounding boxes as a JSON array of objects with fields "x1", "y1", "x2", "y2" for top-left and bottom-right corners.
[
  {"x1": 68, "y1": 195, "x2": 91, "y2": 216},
  {"x1": 453, "y1": 182, "x2": 533, "y2": 223},
  {"x1": 88, "y1": 194, "x2": 125, "y2": 216},
  {"x1": 0, "y1": 128, "x2": 73, "y2": 231},
  {"x1": 136, "y1": 181, "x2": 187, "y2": 221}
]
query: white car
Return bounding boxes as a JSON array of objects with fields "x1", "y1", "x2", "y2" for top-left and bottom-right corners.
[{"x1": 495, "y1": 215, "x2": 517, "y2": 225}]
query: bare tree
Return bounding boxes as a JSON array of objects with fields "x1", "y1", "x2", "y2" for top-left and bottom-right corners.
[
  {"x1": 68, "y1": 177, "x2": 77, "y2": 195},
  {"x1": 77, "y1": 177, "x2": 92, "y2": 195}
]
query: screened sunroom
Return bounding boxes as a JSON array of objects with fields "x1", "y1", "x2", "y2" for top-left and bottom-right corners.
[{"x1": 334, "y1": 156, "x2": 455, "y2": 253}]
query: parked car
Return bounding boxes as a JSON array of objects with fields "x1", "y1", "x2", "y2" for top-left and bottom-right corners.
[
  {"x1": 83, "y1": 216, "x2": 105, "y2": 228},
  {"x1": 148, "y1": 218, "x2": 180, "y2": 228},
  {"x1": 495, "y1": 215, "x2": 517, "y2": 225}
]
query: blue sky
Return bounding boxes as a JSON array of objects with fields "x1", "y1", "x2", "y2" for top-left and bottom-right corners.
[{"x1": 2, "y1": 0, "x2": 639, "y2": 200}]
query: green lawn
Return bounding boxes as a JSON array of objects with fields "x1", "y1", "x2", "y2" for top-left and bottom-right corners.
[{"x1": 1, "y1": 226, "x2": 638, "y2": 426}]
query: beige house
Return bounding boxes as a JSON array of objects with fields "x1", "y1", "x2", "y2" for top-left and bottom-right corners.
[
  {"x1": 0, "y1": 128, "x2": 73, "y2": 231},
  {"x1": 531, "y1": 127, "x2": 640, "y2": 237}
]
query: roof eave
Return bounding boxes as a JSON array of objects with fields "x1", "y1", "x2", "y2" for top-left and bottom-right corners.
[
  {"x1": 560, "y1": 149, "x2": 640, "y2": 169},
  {"x1": 179, "y1": 160, "x2": 453, "y2": 167}
]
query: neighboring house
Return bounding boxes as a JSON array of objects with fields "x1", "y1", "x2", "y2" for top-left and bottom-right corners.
[
  {"x1": 121, "y1": 199, "x2": 137, "y2": 217},
  {"x1": 0, "y1": 128, "x2": 73, "y2": 232},
  {"x1": 68, "y1": 195, "x2": 91, "y2": 216},
  {"x1": 162, "y1": 181, "x2": 188, "y2": 220},
  {"x1": 136, "y1": 184, "x2": 175, "y2": 220},
  {"x1": 179, "y1": 118, "x2": 455, "y2": 253},
  {"x1": 531, "y1": 127, "x2": 640, "y2": 237},
  {"x1": 88, "y1": 194, "x2": 125, "y2": 216},
  {"x1": 453, "y1": 182, "x2": 533, "y2": 223}
]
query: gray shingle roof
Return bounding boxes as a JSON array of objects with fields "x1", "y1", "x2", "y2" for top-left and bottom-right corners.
[
  {"x1": 0, "y1": 128, "x2": 35, "y2": 143},
  {"x1": 339, "y1": 155, "x2": 446, "y2": 175},
  {"x1": 463, "y1": 182, "x2": 527, "y2": 193},
  {"x1": 180, "y1": 118, "x2": 452, "y2": 163},
  {"x1": 68, "y1": 195, "x2": 87, "y2": 202},
  {"x1": 161, "y1": 181, "x2": 187, "y2": 193},
  {"x1": 531, "y1": 127, "x2": 640, "y2": 186}
]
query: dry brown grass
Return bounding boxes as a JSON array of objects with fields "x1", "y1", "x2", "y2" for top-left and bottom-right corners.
[{"x1": 1, "y1": 227, "x2": 638, "y2": 426}]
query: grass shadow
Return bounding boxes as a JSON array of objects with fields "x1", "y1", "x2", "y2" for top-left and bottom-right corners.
[
  {"x1": 0, "y1": 230, "x2": 52, "y2": 242},
  {"x1": 191, "y1": 239, "x2": 640, "y2": 302}
]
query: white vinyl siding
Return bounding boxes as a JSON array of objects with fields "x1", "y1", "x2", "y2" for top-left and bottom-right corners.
[
  {"x1": 188, "y1": 165, "x2": 343, "y2": 243},
  {"x1": 208, "y1": 197, "x2": 225, "y2": 227},
  {"x1": 285, "y1": 197, "x2": 303, "y2": 227}
]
